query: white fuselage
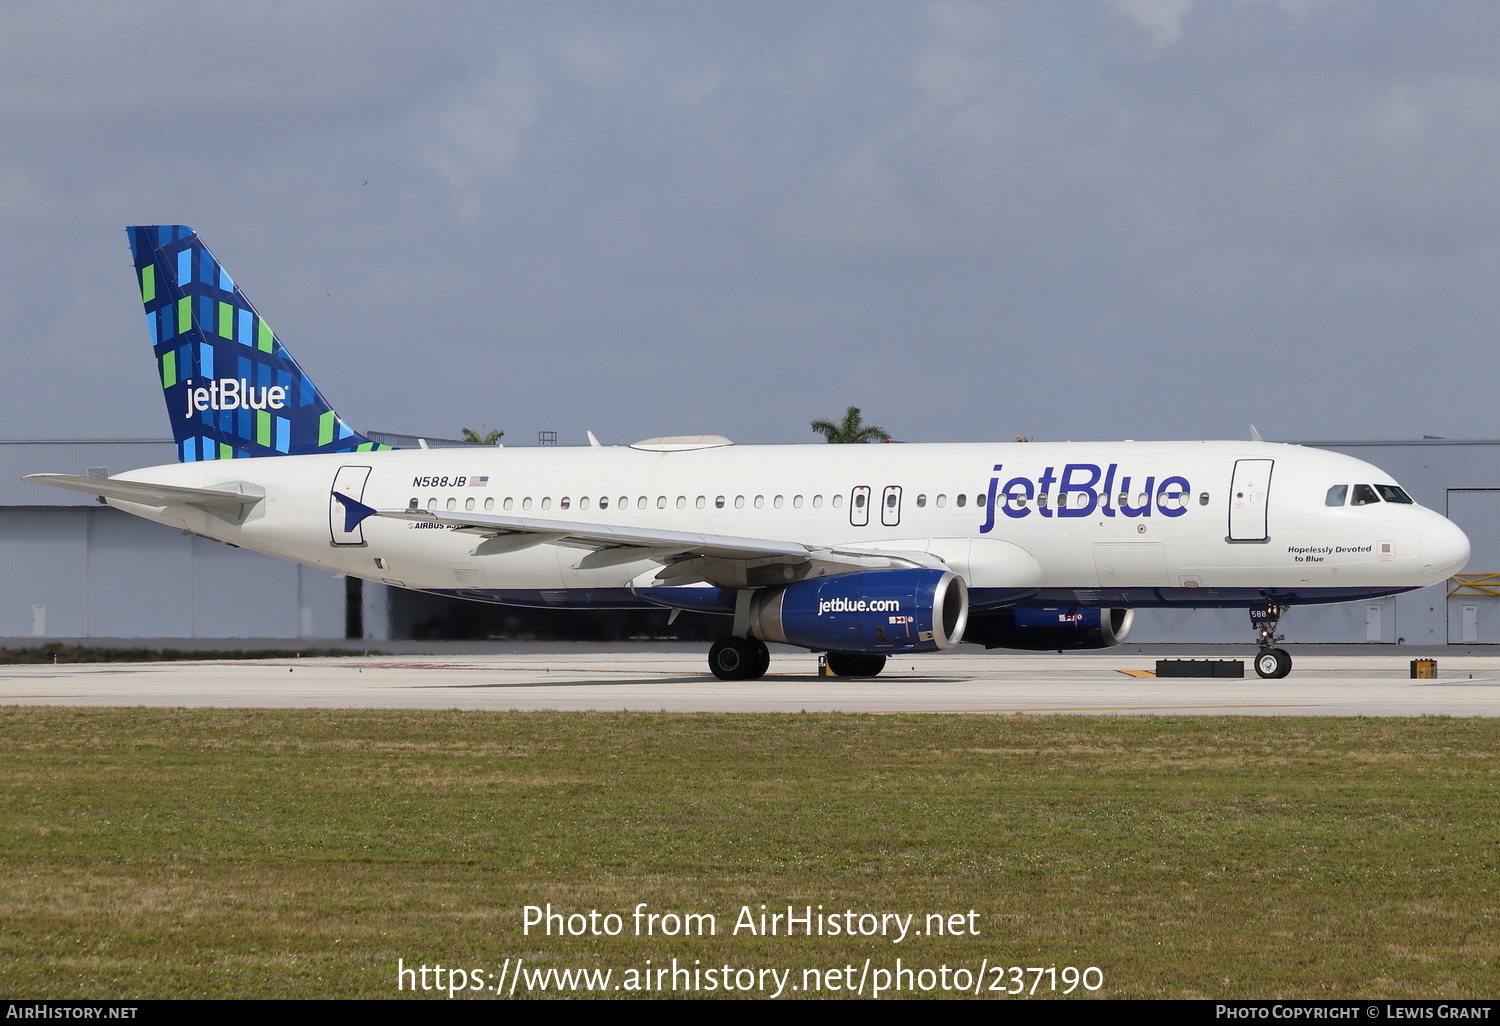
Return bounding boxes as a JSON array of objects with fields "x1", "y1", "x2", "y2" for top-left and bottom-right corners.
[{"x1": 106, "y1": 439, "x2": 1469, "y2": 613}]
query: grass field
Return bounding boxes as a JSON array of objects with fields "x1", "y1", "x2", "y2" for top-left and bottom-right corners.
[{"x1": 0, "y1": 708, "x2": 1494, "y2": 999}]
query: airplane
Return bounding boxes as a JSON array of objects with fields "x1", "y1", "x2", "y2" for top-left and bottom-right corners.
[{"x1": 24, "y1": 226, "x2": 1471, "y2": 680}]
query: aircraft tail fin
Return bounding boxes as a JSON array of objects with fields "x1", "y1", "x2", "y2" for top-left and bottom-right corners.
[{"x1": 127, "y1": 225, "x2": 392, "y2": 462}]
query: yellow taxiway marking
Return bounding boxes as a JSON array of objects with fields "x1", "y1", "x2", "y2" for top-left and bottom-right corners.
[{"x1": 1117, "y1": 669, "x2": 1157, "y2": 678}]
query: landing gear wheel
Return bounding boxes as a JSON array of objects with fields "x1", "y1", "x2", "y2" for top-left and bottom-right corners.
[
  {"x1": 746, "y1": 637, "x2": 771, "y2": 679},
  {"x1": 1254, "y1": 647, "x2": 1292, "y2": 679},
  {"x1": 1249, "y1": 602, "x2": 1292, "y2": 679},
  {"x1": 709, "y1": 637, "x2": 750, "y2": 680},
  {"x1": 708, "y1": 637, "x2": 769, "y2": 681},
  {"x1": 824, "y1": 652, "x2": 887, "y2": 678}
]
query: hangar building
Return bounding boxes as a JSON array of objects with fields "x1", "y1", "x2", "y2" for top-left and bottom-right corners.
[{"x1": 1, "y1": 437, "x2": 1494, "y2": 646}]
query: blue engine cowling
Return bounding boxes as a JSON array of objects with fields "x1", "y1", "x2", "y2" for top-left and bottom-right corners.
[
  {"x1": 748, "y1": 568, "x2": 968, "y2": 654},
  {"x1": 962, "y1": 607, "x2": 1134, "y2": 651}
]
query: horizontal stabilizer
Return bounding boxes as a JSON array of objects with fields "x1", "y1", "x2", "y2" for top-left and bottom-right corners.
[{"x1": 22, "y1": 473, "x2": 262, "y2": 510}]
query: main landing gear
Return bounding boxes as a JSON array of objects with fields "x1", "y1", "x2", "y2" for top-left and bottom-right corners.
[
  {"x1": 1250, "y1": 602, "x2": 1292, "y2": 679},
  {"x1": 706, "y1": 640, "x2": 891, "y2": 680},
  {"x1": 708, "y1": 636, "x2": 770, "y2": 681}
]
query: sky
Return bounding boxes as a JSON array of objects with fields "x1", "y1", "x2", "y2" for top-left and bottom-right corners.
[{"x1": 2, "y1": 0, "x2": 1498, "y2": 447}]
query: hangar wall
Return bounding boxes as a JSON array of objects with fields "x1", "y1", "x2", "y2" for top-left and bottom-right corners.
[{"x1": 0, "y1": 440, "x2": 383, "y2": 641}]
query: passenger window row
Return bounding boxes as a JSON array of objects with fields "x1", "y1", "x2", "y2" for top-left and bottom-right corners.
[
  {"x1": 409, "y1": 494, "x2": 843, "y2": 513},
  {"x1": 407, "y1": 488, "x2": 1208, "y2": 515}
]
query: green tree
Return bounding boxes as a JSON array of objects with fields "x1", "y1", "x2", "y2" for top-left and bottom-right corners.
[
  {"x1": 810, "y1": 406, "x2": 891, "y2": 444},
  {"x1": 461, "y1": 427, "x2": 504, "y2": 445}
]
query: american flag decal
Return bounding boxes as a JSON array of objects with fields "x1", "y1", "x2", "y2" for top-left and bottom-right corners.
[{"x1": 472, "y1": 476, "x2": 489, "y2": 487}]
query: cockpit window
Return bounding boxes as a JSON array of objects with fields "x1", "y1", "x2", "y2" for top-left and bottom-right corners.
[
  {"x1": 1376, "y1": 485, "x2": 1414, "y2": 504},
  {"x1": 1325, "y1": 485, "x2": 1348, "y2": 507},
  {"x1": 1350, "y1": 484, "x2": 1380, "y2": 506}
]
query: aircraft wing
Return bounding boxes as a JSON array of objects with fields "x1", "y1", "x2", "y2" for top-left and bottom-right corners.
[
  {"x1": 348, "y1": 498, "x2": 939, "y2": 588},
  {"x1": 23, "y1": 473, "x2": 263, "y2": 510}
]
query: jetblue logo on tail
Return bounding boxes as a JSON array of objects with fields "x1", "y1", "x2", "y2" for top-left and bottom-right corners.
[
  {"x1": 183, "y1": 379, "x2": 288, "y2": 416},
  {"x1": 128, "y1": 225, "x2": 392, "y2": 462}
]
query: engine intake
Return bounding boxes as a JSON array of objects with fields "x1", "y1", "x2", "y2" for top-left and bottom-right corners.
[
  {"x1": 750, "y1": 568, "x2": 968, "y2": 654},
  {"x1": 963, "y1": 607, "x2": 1134, "y2": 651}
]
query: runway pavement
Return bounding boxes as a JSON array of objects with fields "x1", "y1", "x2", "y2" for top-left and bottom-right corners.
[{"x1": 2, "y1": 649, "x2": 1499, "y2": 715}]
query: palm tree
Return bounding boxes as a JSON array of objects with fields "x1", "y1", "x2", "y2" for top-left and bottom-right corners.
[
  {"x1": 810, "y1": 406, "x2": 891, "y2": 444},
  {"x1": 461, "y1": 427, "x2": 504, "y2": 445}
]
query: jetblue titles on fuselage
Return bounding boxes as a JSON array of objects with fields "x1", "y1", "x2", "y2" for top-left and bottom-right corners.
[{"x1": 979, "y1": 462, "x2": 1191, "y2": 533}]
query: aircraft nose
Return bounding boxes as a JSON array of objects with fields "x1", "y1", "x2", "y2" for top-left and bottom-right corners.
[{"x1": 1421, "y1": 515, "x2": 1470, "y2": 581}]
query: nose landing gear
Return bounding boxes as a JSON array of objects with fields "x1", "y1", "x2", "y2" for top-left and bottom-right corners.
[{"x1": 1250, "y1": 602, "x2": 1292, "y2": 678}]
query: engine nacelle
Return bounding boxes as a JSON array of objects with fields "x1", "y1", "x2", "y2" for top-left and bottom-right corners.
[
  {"x1": 750, "y1": 568, "x2": 968, "y2": 654},
  {"x1": 962, "y1": 607, "x2": 1134, "y2": 651}
]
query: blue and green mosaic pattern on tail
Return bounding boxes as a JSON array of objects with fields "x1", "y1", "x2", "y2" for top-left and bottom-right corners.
[{"x1": 128, "y1": 225, "x2": 393, "y2": 462}]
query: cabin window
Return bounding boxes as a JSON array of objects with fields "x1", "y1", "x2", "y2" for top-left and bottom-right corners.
[
  {"x1": 1376, "y1": 485, "x2": 1414, "y2": 504},
  {"x1": 657, "y1": 496, "x2": 666, "y2": 509},
  {"x1": 793, "y1": 495, "x2": 804, "y2": 508},
  {"x1": 916, "y1": 494, "x2": 926, "y2": 508},
  {"x1": 1057, "y1": 493, "x2": 1067, "y2": 509},
  {"x1": 600, "y1": 496, "x2": 611, "y2": 510},
  {"x1": 427, "y1": 498, "x2": 438, "y2": 511},
  {"x1": 886, "y1": 493, "x2": 897, "y2": 509},
  {"x1": 854, "y1": 493, "x2": 866, "y2": 509},
  {"x1": 695, "y1": 496, "x2": 706, "y2": 509},
  {"x1": 446, "y1": 497, "x2": 456, "y2": 511},
  {"x1": 503, "y1": 497, "x2": 514, "y2": 511},
  {"x1": 637, "y1": 497, "x2": 647, "y2": 509},
  {"x1": 522, "y1": 498, "x2": 532, "y2": 511},
  {"x1": 1038, "y1": 494, "x2": 1048, "y2": 509},
  {"x1": 677, "y1": 496, "x2": 687, "y2": 509},
  {"x1": 812, "y1": 495, "x2": 823, "y2": 508},
  {"x1": 561, "y1": 497, "x2": 572, "y2": 510},
  {"x1": 956, "y1": 493, "x2": 967, "y2": 508},
  {"x1": 484, "y1": 497, "x2": 494, "y2": 511},
  {"x1": 755, "y1": 495, "x2": 765, "y2": 509},
  {"x1": 774, "y1": 495, "x2": 784, "y2": 509},
  {"x1": 1325, "y1": 485, "x2": 1347, "y2": 507},
  {"x1": 1351, "y1": 484, "x2": 1380, "y2": 506},
  {"x1": 936, "y1": 494, "x2": 946, "y2": 508},
  {"x1": 541, "y1": 497, "x2": 551, "y2": 510},
  {"x1": 465, "y1": 497, "x2": 475, "y2": 511},
  {"x1": 735, "y1": 495, "x2": 745, "y2": 509},
  {"x1": 832, "y1": 494, "x2": 843, "y2": 508},
  {"x1": 1198, "y1": 492, "x2": 1210, "y2": 506}
]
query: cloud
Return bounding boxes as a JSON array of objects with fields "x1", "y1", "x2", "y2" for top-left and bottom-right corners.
[{"x1": 1107, "y1": 0, "x2": 1194, "y2": 47}]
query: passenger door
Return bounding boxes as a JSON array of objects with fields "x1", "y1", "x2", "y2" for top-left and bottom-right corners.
[
  {"x1": 1228, "y1": 459, "x2": 1273, "y2": 541},
  {"x1": 329, "y1": 465, "x2": 372, "y2": 546}
]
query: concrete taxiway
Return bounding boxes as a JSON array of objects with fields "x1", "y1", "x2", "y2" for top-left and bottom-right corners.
[{"x1": 2, "y1": 649, "x2": 1498, "y2": 715}]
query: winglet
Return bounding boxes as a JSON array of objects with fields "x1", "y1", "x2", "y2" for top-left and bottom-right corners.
[
  {"x1": 332, "y1": 490, "x2": 379, "y2": 533},
  {"x1": 1250, "y1": 424, "x2": 1264, "y2": 442}
]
